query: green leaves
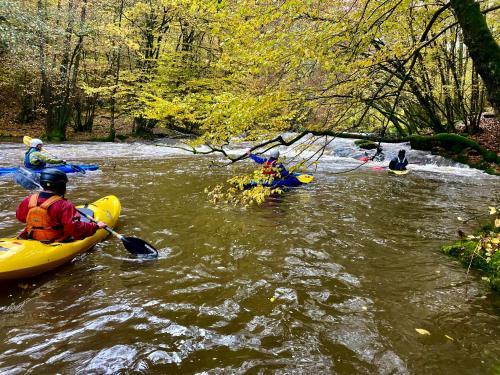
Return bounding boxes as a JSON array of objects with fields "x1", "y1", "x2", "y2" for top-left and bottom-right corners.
[{"x1": 1, "y1": 0, "x2": 493, "y2": 141}]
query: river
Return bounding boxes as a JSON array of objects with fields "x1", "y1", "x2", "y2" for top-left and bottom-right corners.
[{"x1": 0, "y1": 138, "x2": 499, "y2": 374}]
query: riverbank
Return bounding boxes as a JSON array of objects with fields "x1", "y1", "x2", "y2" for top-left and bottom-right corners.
[
  {"x1": 409, "y1": 133, "x2": 500, "y2": 175},
  {"x1": 1, "y1": 110, "x2": 499, "y2": 174},
  {"x1": 441, "y1": 220, "x2": 500, "y2": 292},
  {"x1": 350, "y1": 118, "x2": 500, "y2": 175}
]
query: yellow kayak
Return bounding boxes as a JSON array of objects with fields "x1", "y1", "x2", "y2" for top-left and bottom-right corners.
[
  {"x1": 0, "y1": 195, "x2": 121, "y2": 280},
  {"x1": 388, "y1": 169, "x2": 409, "y2": 175}
]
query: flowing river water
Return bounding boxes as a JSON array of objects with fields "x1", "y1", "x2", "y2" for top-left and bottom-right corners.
[{"x1": 0, "y1": 138, "x2": 499, "y2": 374}]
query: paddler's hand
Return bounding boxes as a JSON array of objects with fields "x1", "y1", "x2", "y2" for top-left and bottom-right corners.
[{"x1": 96, "y1": 221, "x2": 107, "y2": 229}]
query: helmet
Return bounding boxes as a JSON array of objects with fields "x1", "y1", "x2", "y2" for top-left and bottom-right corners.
[
  {"x1": 398, "y1": 149, "x2": 406, "y2": 157},
  {"x1": 30, "y1": 138, "x2": 43, "y2": 148},
  {"x1": 40, "y1": 169, "x2": 68, "y2": 195},
  {"x1": 269, "y1": 149, "x2": 280, "y2": 159}
]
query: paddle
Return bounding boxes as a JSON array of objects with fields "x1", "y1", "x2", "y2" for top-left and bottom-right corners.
[
  {"x1": 295, "y1": 174, "x2": 314, "y2": 183},
  {"x1": 23, "y1": 136, "x2": 85, "y2": 174},
  {"x1": 13, "y1": 168, "x2": 158, "y2": 257},
  {"x1": 76, "y1": 209, "x2": 158, "y2": 257},
  {"x1": 14, "y1": 167, "x2": 41, "y2": 190}
]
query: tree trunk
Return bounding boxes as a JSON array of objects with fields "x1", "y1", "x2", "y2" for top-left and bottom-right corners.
[
  {"x1": 109, "y1": 0, "x2": 125, "y2": 141},
  {"x1": 37, "y1": 0, "x2": 59, "y2": 140},
  {"x1": 449, "y1": 0, "x2": 500, "y2": 116}
]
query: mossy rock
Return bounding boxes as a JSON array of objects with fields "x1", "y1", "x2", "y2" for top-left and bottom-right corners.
[
  {"x1": 484, "y1": 151, "x2": 498, "y2": 163},
  {"x1": 411, "y1": 133, "x2": 499, "y2": 161},
  {"x1": 354, "y1": 139, "x2": 380, "y2": 150},
  {"x1": 410, "y1": 133, "x2": 499, "y2": 175},
  {"x1": 410, "y1": 133, "x2": 481, "y2": 153},
  {"x1": 441, "y1": 235, "x2": 500, "y2": 292}
]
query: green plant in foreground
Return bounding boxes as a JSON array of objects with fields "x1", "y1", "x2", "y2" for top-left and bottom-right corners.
[
  {"x1": 205, "y1": 166, "x2": 287, "y2": 207},
  {"x1": 443, "y1": 207, "x2": 500, "y2": 290}
]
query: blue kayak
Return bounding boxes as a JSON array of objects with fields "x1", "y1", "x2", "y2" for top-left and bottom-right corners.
[
  {"x1": 0, "y1": 164, "x2": 99, "y2": 176},
  {"x1": 245, "y1": 173, "x2": 313, "y2": 189}
]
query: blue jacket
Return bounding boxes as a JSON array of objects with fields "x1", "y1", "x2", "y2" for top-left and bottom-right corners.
[
  {"x1": 389, "y1": 156, "x2": 408, "y2": 171},
  {"x1": 24, "y1": 148, "x2": 63, "y2": 170},
  {"x1": 24, "y1": 148, "x2": 46, "y2": 170},
  {"x1": 249, "y1": 154, "x2": 289, "y2": 177}
]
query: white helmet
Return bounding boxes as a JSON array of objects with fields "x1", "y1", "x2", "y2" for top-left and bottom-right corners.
[
  {"x1": 269, "y1": 149, "x2": 280, "y2": 159},
  {"x1": 30, "y1": 138, "x2": 43, "y2": 148}
]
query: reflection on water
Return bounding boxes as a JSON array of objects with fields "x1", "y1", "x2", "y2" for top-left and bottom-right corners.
[{"x1": 0, "y1": 141, "x2": 499, "y2": 374}]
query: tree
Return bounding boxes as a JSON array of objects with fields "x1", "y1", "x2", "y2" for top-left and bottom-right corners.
[{"x1": 449, "y1": 0, "x2": 500, "y2": 116}]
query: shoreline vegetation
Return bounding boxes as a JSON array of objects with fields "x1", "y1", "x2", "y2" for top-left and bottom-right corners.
[
  {"x1": 441, "y1": 215, "x2": 500, "y2": 292},
  {"x1": 1, "y1": 0, "x2": 499, "y2": 173}
]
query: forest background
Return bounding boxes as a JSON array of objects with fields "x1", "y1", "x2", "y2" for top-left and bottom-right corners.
[{"x1": 0, "y1": 0, "x2": 499, "y2": 159}]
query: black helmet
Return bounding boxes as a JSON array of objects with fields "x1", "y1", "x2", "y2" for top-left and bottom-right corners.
[
  {"x1": 40, "y1": 169, "x2": 68, "y2": 195},
  {"x1": 398, "y1": 149, "x2": 406, "y2": 157}
]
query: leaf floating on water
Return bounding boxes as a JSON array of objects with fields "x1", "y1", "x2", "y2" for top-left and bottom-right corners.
[
  {"x1": 495, "y1": 218, "x2": 500, "y2": 228},
  {"x1": 415, "y1": 328, "x2": 431, "y2": 336},
  {"x1": 269, "y1": 297, "x2": 276, "y2": 302},
  {"x1": 457, "y1": 216, "x2": 464, "y2": 221},
  {"x1": 489, "y1": 207, "x2": 497, "y2": 215},
  {"x1": 445, "y1": 334, "x2": 454, "y2": 341},
  {"x1": 17, "y1": 283, "x2": 28, "y2": 289}
]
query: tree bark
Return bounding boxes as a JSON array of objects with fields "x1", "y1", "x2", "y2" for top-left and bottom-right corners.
[
  {"x1": 449, "y1": 0, "x2": 500, "y2": 116},
  {"x1": 109, "y1": 0, "x2": 125, "y2": 141}
]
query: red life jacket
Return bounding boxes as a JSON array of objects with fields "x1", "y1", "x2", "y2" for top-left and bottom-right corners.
[
  {"x1": 25, "y1": 193, "x2": 65, "y2": 242},
  {"x1": 263, "y1": 160, "x2": 277, "y2": 175}
]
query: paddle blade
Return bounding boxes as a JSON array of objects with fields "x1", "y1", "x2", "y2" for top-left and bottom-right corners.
[
  {"x1": 23, "y1": 136, "x2": 31, "y2": 147},
  {"x1": 296, "y1": 174, "x2": 314, "y2": 184},
  {"x1": 14, "y1": 168, "x2": 41, "y2": 190},
  {"x1": 68, "y1": 164, "x2": 86, "y2": 174},
  {"x1": 122, "y1": 236, "x2": 158, "y2": 257}
]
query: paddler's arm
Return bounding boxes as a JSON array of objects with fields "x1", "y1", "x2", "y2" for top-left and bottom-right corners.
[
  {"x1": 247, "y1": 153, "x2": 266, "y2": 164},
  {"x1": 56, "y1": 201, "x2": 106, "y2": 240},
  {"x1": 31, "y1": 150, "x2": 64, "y2": 165},
  {"x1": 15, "y1": 197, "x2": 31, "y2": 223},
  {"x1": 278, "y1": 163, "x2": 289, "y2": 177}
]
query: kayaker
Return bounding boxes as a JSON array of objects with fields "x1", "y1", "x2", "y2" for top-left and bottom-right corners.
[
  {"x1": 16, "y1": 169, "x2": 106, "y2": 242},
  {"x1": 24, "y1": 138, "x2": 65, "y2": 170},
  {"x1": 389, "y1": 149, "x2": 409, "y2": 171},
  {"x1": 247, "y1": 149, "x2": 289, "y2": 179}
]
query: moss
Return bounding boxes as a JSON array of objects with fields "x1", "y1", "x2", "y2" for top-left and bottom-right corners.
[
  {"x1": 454, "y1": 155, "x2": 469, "y2": 164},
  {"x1": 354, "y1": 139, "x2": 379, "y2": 150},
  {"x1": 488, "y1": 252, "x2": 500, "y2": 289},
  {"x1": 410, "y1": 133, "x2": 482, "y2": 153},
  {"x1": 441, "y1": 226, "x2": 500, "y2": 292},
  {"x1": 484, "y1": 151, "x2": 499, "y2": 163},
  {"x1": 410, "y1": 133, "x2": 499, "y2": 175}
]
